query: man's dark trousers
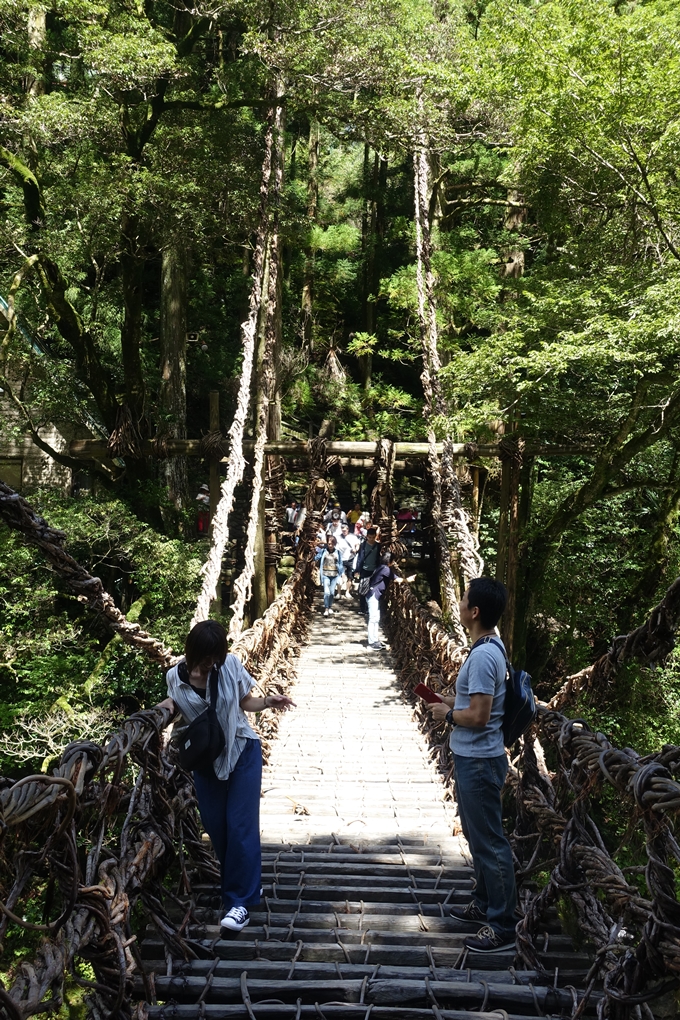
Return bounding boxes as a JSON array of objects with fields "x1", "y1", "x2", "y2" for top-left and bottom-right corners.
[{"x1": 453, "y1": 752, "x2": 517, "y2": 937}]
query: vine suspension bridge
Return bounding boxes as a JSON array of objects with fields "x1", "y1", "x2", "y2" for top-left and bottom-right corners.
[{"x1": 2, "y1": 441, "x2": 680, "y2": 1020}]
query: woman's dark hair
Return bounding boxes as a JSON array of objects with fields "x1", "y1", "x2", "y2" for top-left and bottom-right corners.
[
  {"x1": 185, "y1": 620, "x2": 228, "y2": 671},
  {"x1": 466, "y1": 577, "x2": 507, "y2": 629}
]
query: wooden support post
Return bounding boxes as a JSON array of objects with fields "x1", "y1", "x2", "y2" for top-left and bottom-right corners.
[
  {"x1": 209, "y1": 391, "x2": 220, "y2": 522},
  {"x1": 497, "y1": 436, "x2": 524, "y2": 658},
  {"x1": 503, "y1": 454, "x2": 522, "y2": 659},
  {"x1": 252, "y1": 462, "x2": 268, "y2": 620},
  {"x1": 496, "y1": 459, "x2": 510, "y2": 587},
  {"x1": 469, "y1": 464, "x2": 488, "y2": 538},
  {"x1": 209, "y1": 390, "x2": 221, "y2": 615}
]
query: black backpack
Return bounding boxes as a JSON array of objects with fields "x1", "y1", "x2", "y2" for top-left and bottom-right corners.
[
  {"x1": 176, "y1": 666, "x2": 226, "y2": 775},
  {"x1": 470, "y1": 636, "x2": 537, "y2": 747}
]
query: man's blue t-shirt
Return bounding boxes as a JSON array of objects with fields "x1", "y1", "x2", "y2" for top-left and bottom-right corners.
[{"x1": 450, "y1": 637, "x2": 507, "y2": 758}]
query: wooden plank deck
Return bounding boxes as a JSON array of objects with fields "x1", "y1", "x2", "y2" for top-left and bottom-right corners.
[{"x1": 139, "y1": 592, "x2": 595, "y2": 1018}]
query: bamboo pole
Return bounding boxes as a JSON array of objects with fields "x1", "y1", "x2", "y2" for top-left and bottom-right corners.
[{"x1": 68, "y1": 438, "x2": 592, "y2": 460}]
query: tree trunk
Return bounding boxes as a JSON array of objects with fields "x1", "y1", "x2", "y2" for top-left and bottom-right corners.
[
  {"x1": 359, "y1": 145, "x2": 374, "y2": 392},
  {"x1": 120, "y1": 212, "x2": 146, "y2": 431},
  {"x1": 301, "y1": 120, "x2": 319, "y2": 356},
  {"x1": 620, "y1": 452, "x2": 680, "y2": 632},
  {"x1": 252, "y1": 466, "x2": 268, "y2": 619},
  {"x1": 159, "y1": 242, "x2": 189, "y2": 515},
  {"x1": 499, "y1": 441, "x2": 523, "y2": 659},
  {"x1": 413, "y1": 140, "x2": 466, "y2": 643},
  {"x1": 27, "y1": 6, "x2": 47, "y2": 96},
  {"x1": 512, "y1": 456, "x2": 535, "y2": 668},
  {"x1": 495, "y1": 459, "x2": 510, "y2": 587}
]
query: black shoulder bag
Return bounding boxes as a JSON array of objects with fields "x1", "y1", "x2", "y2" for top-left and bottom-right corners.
[{"x1": 176, "y1": 666, "x2": 226, "y2": 775}]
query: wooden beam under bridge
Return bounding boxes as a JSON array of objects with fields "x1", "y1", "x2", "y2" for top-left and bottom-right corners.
[{"x1": 69, "y1": 438, "x2": 592, "y2": 461}]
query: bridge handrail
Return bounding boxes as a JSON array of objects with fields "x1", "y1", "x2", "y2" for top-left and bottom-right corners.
[
  {"x1": 0, "y1": 481, "x2": 176, "y2": 669},
  {"x1": 384, "y1": 578, "x2": 680, "y2": 1015},
  {"x1": 0, "y1": 504, "x2": 318, "y2": 1019}
]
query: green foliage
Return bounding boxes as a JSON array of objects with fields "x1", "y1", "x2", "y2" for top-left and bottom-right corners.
[
  {"x1": 577, "y1": 657, "x2": 680, "y2": 754},
  {"x1": 3, "y1": 0, "x2": 680, "y2": 756},
  {"x1": 0, "y1": 491, "x2": 202, "y2": 773}
]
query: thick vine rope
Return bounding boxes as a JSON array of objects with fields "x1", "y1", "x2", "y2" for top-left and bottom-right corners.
[
  {"x1": 228, "y1": 104, "x2": 284, "y2": 642},
  {"x1": 385, "y1": 580, "x2": 680, "y2": 1014},
  {"x1": 549, "y1": 574, "x2": 680, "y2": 709},
  {"x1": 191, "y1": 110, "x2": 276, "y2": 628},
  {"x1": 413, "y1": 141, "x2": 467, "y2": 643},
  {"x1": 0, "y1": 481, "x2": 176, "y2": 668},
  {"x1": 370, "y1": 438, "x2": 396, "y2": 546}
]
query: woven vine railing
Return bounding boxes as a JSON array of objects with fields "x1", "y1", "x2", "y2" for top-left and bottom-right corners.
[
  {"x1": 384, "y1": 576, "x2": 680, "y2": 1018},
  {"x1": 0, "y1": 486, "x2": 319, "y2": 1020}
]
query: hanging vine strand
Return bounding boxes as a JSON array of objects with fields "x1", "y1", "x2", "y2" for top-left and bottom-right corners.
[
  {"x1": 549, "y1": 573, "x2": 680, "y2": 710},
  {"x1": 228, "y1": 103, "x2": 285, "y2": 642},
  {"x1": 384, "y1": 579, "x2": 680, "y2": 1016},
  {"x1": 413, "y1": 138, "x2": 468, "y2": 643},
  {"x1": 191, "y1": 109, "x2": 276, "y2": 628},
  {"x1": 0, "y1": 481, "x2": 176, "y2": 669}
]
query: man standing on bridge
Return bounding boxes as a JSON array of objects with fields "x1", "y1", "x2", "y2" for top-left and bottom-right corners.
[{"x1": 427, "y1": 578, "x2": 517, "y2": 953}]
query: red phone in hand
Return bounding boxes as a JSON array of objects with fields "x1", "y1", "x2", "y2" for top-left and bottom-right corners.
[{"x1": 414, "y1": 683, "x2": 444, "y2": 704}]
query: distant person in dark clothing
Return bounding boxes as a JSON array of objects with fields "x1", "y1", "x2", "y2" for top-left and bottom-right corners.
[
  {"x1": 196, "y1": 483, "x2": 210, "y2": 535},
  {"x1": 354, "y1": 528, "x2": 381, "y2": 613}
]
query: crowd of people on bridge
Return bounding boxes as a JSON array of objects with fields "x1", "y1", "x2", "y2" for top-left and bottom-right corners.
[
  {"x1": 307, "y1": 498, "x2": 414, "y2": 649},
  {"x1": 159, "y1": 489, "x2": 518, "y2": 956}
]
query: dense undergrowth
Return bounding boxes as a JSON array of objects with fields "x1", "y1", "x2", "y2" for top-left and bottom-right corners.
[{"x1": 0, "y1": 489, "x2": 203, "y2": 776}]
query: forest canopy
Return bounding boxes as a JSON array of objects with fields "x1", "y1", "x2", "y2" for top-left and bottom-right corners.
[{"x1": 3, "y1": 0, "x2": 680, "y2": 757}]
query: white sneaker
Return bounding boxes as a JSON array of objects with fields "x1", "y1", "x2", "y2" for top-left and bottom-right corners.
[
  {"x1": 328, "y1": 608, "x2": 335, "y2": 615},
  {"x1": 345, "y1": 592, "x2": 352, "y2": 600},
  {"x1": 220, "y1": 906, "x2": 249, "y2": 932},
  {"x1": 323, "y1": 609, "x2": 330, "y2": 617}
]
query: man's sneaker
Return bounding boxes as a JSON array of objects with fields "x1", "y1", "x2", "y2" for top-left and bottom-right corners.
[
  {"x1": 450, "y1": 901, "x2": 486, "y2": 923},
  {"x1": 328, "y1": 608, "x2": 335, "y2": 615},
  {"x1": 220, "y1": 906, "x2": 250, "y2": 932},
  {"x1": 463, "y1": 925, "x2": 515, "y2": 953},
  {"x1": 323, "y1": 608, "x2": 330, "y2": 617},
  {"x1": 369, "y1": 641, "x2": 385, "y2": 650}
]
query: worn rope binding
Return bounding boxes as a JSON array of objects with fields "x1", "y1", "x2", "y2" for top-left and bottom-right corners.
[
  {"x1": 385, "y1": 567, "x2": 680, "y2": 1015},
  {"x1": 198, "y1": 429, "x2": 225, "y2": 459},
  {"x1": 107, "y1": 404, "x2": 145, "y2": 459},
  {"x1": 0, "y1": 466, "x2": 324, "y2": 1019}
]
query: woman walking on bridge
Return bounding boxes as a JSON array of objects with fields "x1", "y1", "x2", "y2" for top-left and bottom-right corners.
[
  {"x1": 315, "y1": 534, "x2": 344, "y2": 617},
  {"x1": 160, "y1": 620, "x2": 295, "y2": 934}
]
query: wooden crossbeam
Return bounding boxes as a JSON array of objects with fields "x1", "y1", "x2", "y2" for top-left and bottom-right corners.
[{"x1": 68, "y1": 438, "x2": 591, "y2": 461}]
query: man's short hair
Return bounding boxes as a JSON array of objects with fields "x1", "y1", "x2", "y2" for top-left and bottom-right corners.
[
  {"x1": 466, "y1": 577, "x2": 507, "y2": 629},
  {"x1": 367, "y1": 527, "x2": 377, "y2": 536}
]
